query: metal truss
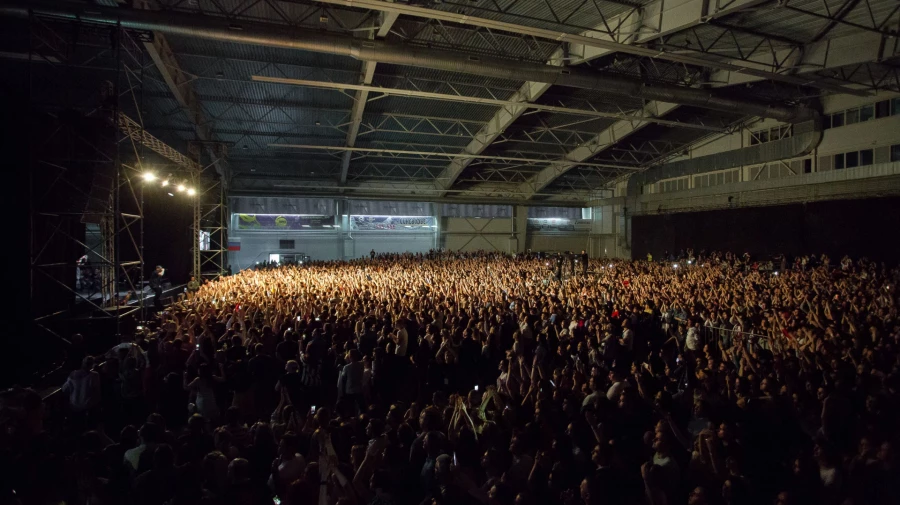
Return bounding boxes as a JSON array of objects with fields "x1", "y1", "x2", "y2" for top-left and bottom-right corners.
[
  {"x1": 347, "y1": 162, "x2": 444, "y2": 182},
  {"x1": 156, "y1": 0, "x2": 564, "y2": 63},
  {"x1": 783, "y1": 0, "x2": 900, "y2": 40},
  {"x1": 645, "y1": 16, "x2": 895, "y2": 93},
  {"x1": 188, "y1": 142, "x2": 229, "y2": 280},
  {"x1": 251, "y1": 76, "x2": 725, "y2": 130},
  {"x1": 388, "y1": 15, "x2": 561, "y2": 63},
  {"x1": 311, "y1": 0, "x2": 867, "y2": 95},
  {"x1": 229, "y1": 175, "x2": 591, "y2": 204},
  {"x1": 27, "y1": 19, "x2": 148, "y2": 342},
  {"x1": 341, "y1": 11, "x2": 399, "y2": 187},
  {"x1": 119, "y1": 113, "x2": 200, "y2": 170},
  {"x1": 270, "y1": 143, "x2": 644, "y2": 170},
  {"x1": 600, "y1": 139, "x2": 686, "y2": 166},
  {"x1": 810, "y1": 61, "x2": 900, "y2": 93},
  {"x1": 155, "y1": 0, "x2": 375, "y2": 31}
]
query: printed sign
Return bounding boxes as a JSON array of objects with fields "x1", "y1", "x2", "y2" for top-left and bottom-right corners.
[
  {"x1": 350, "y1": 215, "x2": 435, "y2": 231},
  {"x1": 527, "y1": 218, "x2": 577, "y2": 232},
  {"x1": 235, "y1": 214, "x2": 334, "y2": 230}
]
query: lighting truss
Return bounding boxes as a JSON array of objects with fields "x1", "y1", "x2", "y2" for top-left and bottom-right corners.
[
  {"x1": 27, "y1": 19, "x2": 148, "y2": 342},
  {"x1": 187, "y1": 142, "x2": 229, "y2": 280}
]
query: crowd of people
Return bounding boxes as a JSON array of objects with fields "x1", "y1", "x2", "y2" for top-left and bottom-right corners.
[{"x1": 1, "y1": 249, "x2": 898, "y2": 505}]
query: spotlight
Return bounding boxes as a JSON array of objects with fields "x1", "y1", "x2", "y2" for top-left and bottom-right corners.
[
  {"x1": 142, "y1": 172, "x2": 156, "y2": 182},
  {"x1": 161, "y1": 179, "x2": 169, "y2": 187},
  {"x1": 187, "y1": 188, "x2": 196, "y2": 196},
  {"x1": 176, "y1": 183, "x2": 186, "y2": 192}
]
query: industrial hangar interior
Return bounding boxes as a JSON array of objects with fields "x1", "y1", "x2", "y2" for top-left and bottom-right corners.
[{"x1": 3, "y1": 1, "x2": 900, "y2": 504}]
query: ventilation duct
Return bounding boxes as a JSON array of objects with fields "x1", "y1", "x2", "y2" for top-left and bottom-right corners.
[
  {"x1": 1, "y1": 3, "x2": 814, "y2": 123},
  {"x1": 626, "y1": 118, "x2": 824, "y2": 198}
]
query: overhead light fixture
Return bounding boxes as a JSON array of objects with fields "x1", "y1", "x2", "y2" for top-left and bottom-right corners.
[
  {"x1": 187, "y1": 188, "x2": 196, "y2": 196},
  {"x1": 142, "y1": 172, "x2": 156, "y2": 182},
  {"x1": 177, "y1": 183, "x2": 186, "y2": 192}
]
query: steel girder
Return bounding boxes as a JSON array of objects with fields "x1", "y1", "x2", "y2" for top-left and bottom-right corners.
[
  {"x1": 512, "y1": 101, "x2": 682, "y2": 198},
  {"x1": 229, "y1": 175, "x2": 593, "y2": 203},
  {"x1": 310, "y1": 0, "x2": 867, "y2": 95},
  {"x1": 706, "y1": 31, "x2": 900, "y2": 91},
  {"x1": 340, "y1": 10, "x2": 399, "y2": 187}
]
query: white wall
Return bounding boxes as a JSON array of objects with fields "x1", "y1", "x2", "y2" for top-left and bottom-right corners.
[
  {"x1": 228, "y1": 230, "x2": 341, "y2": 270},
  {"x1": 441, "y1": 217, "x2": 513, "y2": 252},
  {"x1": 344, "y1": 232, "x2": 436, "y2": 259},
  {"x1": 526, "y1": 232, "x2": 591, "y2": 253}
]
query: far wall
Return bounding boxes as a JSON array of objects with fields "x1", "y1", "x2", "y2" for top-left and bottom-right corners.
[{"x1": 631, "y1": 196, "x2": 900, "y2": 262}]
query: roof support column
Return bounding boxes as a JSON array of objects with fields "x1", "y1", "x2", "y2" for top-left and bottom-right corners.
[{"x1": 339, "y1": 8, "x2": 398, "y2": 187}]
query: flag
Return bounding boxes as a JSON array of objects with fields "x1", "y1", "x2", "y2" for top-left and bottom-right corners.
[{"x1": 227, "y1": 237, "x2": 241, "y2": 251}]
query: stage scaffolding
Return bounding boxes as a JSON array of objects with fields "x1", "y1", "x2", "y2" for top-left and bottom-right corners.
[
  {"x1": 188, "y1": 141, "x2": 229, "y2": 280},
  {"x1": 25, "y1": 12, "x2": 199, "y2": 342}
]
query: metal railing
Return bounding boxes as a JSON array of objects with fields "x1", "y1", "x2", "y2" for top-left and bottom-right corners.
[{"x1": 664, "y1": 316, "x2": 771, "y2": 353}]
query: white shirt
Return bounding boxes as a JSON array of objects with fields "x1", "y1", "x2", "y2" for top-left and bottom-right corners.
[
  {"x1": 395, "y1": 327, "x2": 408, "y2": 356},
  {"x1": 607, "y1": 381, "x2": 627, "y2": 401},
  {"x1": 620, "y1": 328, "x2": 634, "y2": 351},
  {"x1": 62, "y1": 369, "x2": 101, "y2": 412},
  {"x1": 685, "y1": 327, "x2": 700, "y2": 351}
]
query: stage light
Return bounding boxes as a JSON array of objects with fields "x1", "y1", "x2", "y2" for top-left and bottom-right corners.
[
  {"x1": 187, "y1": 188, "x2": 196, "y2": 196},
  {"x1": 176, "y1": 183, "x2": 186, "y2": 192},
  {"x1": 142, "y1": 172, "x2": 156, "y2": 182},
  {"x1": 161, "y1": 179, "x2": 169, "y2": 187}
]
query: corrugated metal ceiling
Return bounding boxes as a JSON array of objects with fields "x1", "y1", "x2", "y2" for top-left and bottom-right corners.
[{"x1": 21, "y1": 0, "x2": 885, "y2": 199}]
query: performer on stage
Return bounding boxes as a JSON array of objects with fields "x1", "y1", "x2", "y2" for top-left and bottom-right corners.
[{"x1": 150, "y1": 265, "x2": 165, "y2": 312}]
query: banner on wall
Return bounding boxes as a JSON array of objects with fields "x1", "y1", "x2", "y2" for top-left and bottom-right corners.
[
  {"x1": 350, "y1": 215, "x2": 436, "y2": 231},
  {"x1": 527, "y1": 218, "x2": 577, "y2": 232},
  {"x1": 235, "y1": 214, "x2": 334, "y2": 230}
]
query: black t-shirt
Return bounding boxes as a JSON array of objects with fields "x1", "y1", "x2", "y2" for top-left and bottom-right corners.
[
  {"x1": 279, "y1": 372, "x2": 305, "y2": 407},
  {"x1": 276, "y1": 339, "x2": 299, "y2": 362}
]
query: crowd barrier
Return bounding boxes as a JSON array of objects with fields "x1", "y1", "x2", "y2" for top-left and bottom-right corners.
[{"x1": 662, "y1": 316, "x2": 772, "y2": 353}]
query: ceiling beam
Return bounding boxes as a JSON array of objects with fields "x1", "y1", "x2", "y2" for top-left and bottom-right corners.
[
  {"x1": 269, "y1": 144, "x2": 644, "y2": 170},
  {"x1": 341, "y1": 10, "x2": 398, "y2": 187},
  {"x1": 310, "y1": 0, "x2": 866, "y2": 95},
  {"x1": 430, "y1": 9, "x2": 586, "y2": 198},
  {"x1": 229, "y1": 176, "x2": 591, "y2": 205},
  {"x1": 137, "y1": 1, "x2": 227, "y2": 176},
  {"x1": 514, "y1": 101, "x2": 682, "y2": 199},
  {"x1": 250, "y1": 76, "x2": 724, "y2": 131},
  {"x1": 708, "y1": 30, "x2": 900, "y2": 88},
  {"x1": 567, "y1": 0, "x2": 773, "y2": 65}
]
